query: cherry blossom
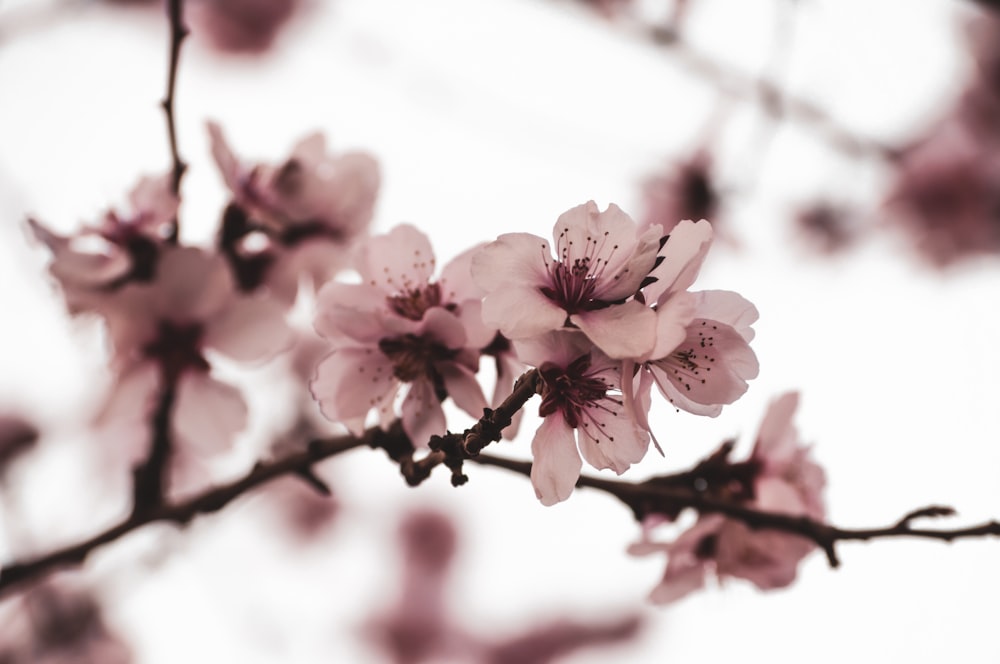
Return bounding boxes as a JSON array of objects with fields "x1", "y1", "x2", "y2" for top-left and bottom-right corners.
[
  {"x1": 625, "y1": 220, "x2": 758, "y2": 439},
  {"x1": 98, "y1": 246, "x2": 292, "y2": 458},
  {"x1": 189, "y1": 0, "x2": 302, "y2": 54},
  {"x1": 28, "y1": 174, "x2": 177, "y2": 313},
  {"x1": 208, "y1": 122, "x2": 380, "y2": 301},
  {"x1": 311, "y1": 225, "x2": 493, "y2": 446},
  {"x1": 641, "y1": 151, "x2": 718, "y2": 236},
  {"x1": 472, "y1": 201, "x2": 663, "y2": 359},
  {"x1": 515, "y1": 331, "x2": 649, "y2": 506},
  {"x1": 629, "y1": 392, "x2": 825, "y2": 603}
]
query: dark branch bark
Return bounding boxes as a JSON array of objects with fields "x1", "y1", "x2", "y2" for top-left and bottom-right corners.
[
  {"x1": 162, "y1": 0, "x2": 188, "y2": 243},
  {"x1": 130, "y1": 376, "x2": 177, "y2": 516}
]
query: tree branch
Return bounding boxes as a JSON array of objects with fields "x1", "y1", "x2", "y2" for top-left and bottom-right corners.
[
  {"x1": 162, "y1": 0, "x2": 188, "y2": 243},
  {"x1": 129, "y1": 375, "x2": 177, "y2": 516},
  {"x1": 0, "y1": 428, "x2": 384, "y2": 598},
  {"x1": 469, "y1": 453, "x2": 1000, "y2": 567}
]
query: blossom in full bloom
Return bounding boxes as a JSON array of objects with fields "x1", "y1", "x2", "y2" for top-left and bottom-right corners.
[
  {"x1": 28, "y1": 174, "x2": 177, "y2": 312},
  {"x1": 98, "y1": 247, "x2": 292, "y2": 458},
  {"x1": 310, "y1": 225, "x2": 493, "y2": 446},
  {"x1": 629, "y1": 392, "x2": 826, "y2": 603},
  {"x1": 208, "y1": 122, "x2": 380, "y2": 302},
  {"x1": 515, "y1": 330, "x2": 648, "y2": 506},
  {"x1": 625, "y1": 220, "x2": 758, "y2": 443},
  {"x1": 471, "y1": 201, "x2": 663, "y2": 359}
]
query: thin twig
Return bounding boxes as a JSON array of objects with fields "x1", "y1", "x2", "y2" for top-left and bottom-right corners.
[
  {"x1": 0, "y1": 429, "x2": 380, "y2": 598},
  {"x1": 130, "y1": 375, "x2": 177, "y2": 516},
  {"x1": 469, "y1": 453, "x2": 1000, "y2": 567},
  {"x1": 162, "y1": 0, "x2": 188, "y2": 243}
]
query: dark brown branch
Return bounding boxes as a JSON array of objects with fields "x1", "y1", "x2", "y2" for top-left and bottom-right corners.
[
  {"x1": 162, "y1": 0, "x2": 188, "y2": 243},
  {"x1": 129, "y1": 376, "x2": 177, "y2": 516},
  {"x1": 395, "y1": 369, "x2": 541, "y2": 487},
  {"x1": 0, "y1": 428, "x2": 385, "y2": 598},
  {"x1": 468, "y1": 453, "x2": 1000, "y2": 568}
]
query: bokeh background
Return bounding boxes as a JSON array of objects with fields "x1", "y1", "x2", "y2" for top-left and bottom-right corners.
[{"x1": 1, "y1": 0, "x2": 999, "y2": 661}]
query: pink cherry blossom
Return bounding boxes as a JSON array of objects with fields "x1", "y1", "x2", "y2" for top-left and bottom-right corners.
[
  {"x1": 28, "y1": 174, "x2": 177, "y2": 313},
  {"x1": 641, "y1": 151, "x2": 718, "y2": 236},
  {"x1": 472, "y1": 201, "x2": 663, "y2": 359},
  {"x1": 311, "y1": 225, "x2": 493, "y2": 446},
  {"x1": 98, "y1": 247, "x2": 292, "y2": 457},
  {"x1": 514, "y1": 331, "x2": 649, "y2": 506},
  {"x1": 208, "y1": 122, "x2": 380, "y2": 301},
  {"x1": 189, "y1": 0, "x2": 302, "y2": 54},
  {"x1": 629, "y1": 392, "x2": 825, "y2": 603}
]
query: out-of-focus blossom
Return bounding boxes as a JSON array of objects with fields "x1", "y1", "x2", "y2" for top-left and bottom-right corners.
[
  {"x1": 368, "y1": 509, "x2": 643, "y2": 664},
  {"x1": 189, "y1": 0, "x2": 302, "y2": 54},
  {"x1": 641, "y1": 151, "x2": 718, "y2": 235},
  {"x1": 0, "y1": 583, "x2": 132, "y2": 664},
  {"x1": 515, "y1": 331, "x2": 648, "y2": 506},
  {"x1": 958, "y1": 11, "x2": 1000, "y2": 142},
  {"x1": 626, "y1": 221, "x2": 758, "y2": 443},
  {"x1": 629, "y1": 392, "x2": 825, "y2": 603},
  {"x1": 209, "y1": 122, "x2": 379, "y2": 302},
  {"x1": 311, "y1": 225, "x2": 492, "y2": 446},
  {"x1": 472, "y1": 201, "x2": 662, "y2": 359},
  {"x1": 885, "y1": 123, "x2": 1000, "y2": 265},
  {"x1": 28, "y1": 175, "x2": 177, "y2": 313},
  {"x1": 795, "y1": 202, "x2": 862, "y2": 254},
  {"x1": 99, "y1": 246, "x2": 291, "y2": 458}
]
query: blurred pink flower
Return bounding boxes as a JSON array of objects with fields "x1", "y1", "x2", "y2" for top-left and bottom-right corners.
[
  {"x1": 208, "y1": 122, "x2": 380, "y2": 301},
  {"x1": 629, "y1": 392, "x2": 825, "y2": 603},
  {"x1": 311, "y1": 225, "x2": 492, "y2": 446},
  {"x1": 515, "y1": 331, "x2": 648, "y2": 506},
  {"x1": 189, "y1": 0, "x2": 302, "y2": 54},
  {"x1": 641, "y1": 151, "x2": 718, "y2": 235},
  {"x1": 472, "y1": 201, "x2": 662, "y2": 359},
  {"x1": 99, "y1": 247, "x2": 292, "y2": 457},
  {"x1": 28, "y1": 174, "x2": 177, "y2": 312}
]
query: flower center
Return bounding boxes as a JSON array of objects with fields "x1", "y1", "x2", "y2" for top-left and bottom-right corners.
[
  {"x1": 538, "y1": 354, "x2": 620, "y2": 440},
  {"x1": 142, "y1": 321, "x2": 209, "y2": 379},
  {"x1": 378, "y1": 333, "x2": 454, "y2": 383},
  {"x1": 387, "y1": 283, "x2": 444, "y2": 321},
  {"x1": 538, "y1": 228, "x2": 621, "y2": 315}
]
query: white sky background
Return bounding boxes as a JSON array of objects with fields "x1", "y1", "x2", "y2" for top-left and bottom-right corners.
[{"x1": 1, "y1": 0, "x2": 1000, "y2": 662}]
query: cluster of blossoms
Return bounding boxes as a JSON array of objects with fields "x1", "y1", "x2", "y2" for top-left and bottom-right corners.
[
  {"x1": 629, "y1": 392, "x2": 826, "y2": 603},
  {"x1": 30, "y1": 121, "x2": 773, "y2": 603}
]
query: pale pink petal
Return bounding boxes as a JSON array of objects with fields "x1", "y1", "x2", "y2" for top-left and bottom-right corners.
[
  {"x1": 481, "y1": 285, "x2": 566, "y2": 340},
  {"x1": 622, "y1": 362, "x2": 661, "y2": 454},
  {"x1": 359, "y1": 224, "x2": 436, "y2": 294},
  {"x1": 128, "y1": 174, "x2": 179, "y2": 232},
  {"x1": 419, "y1": 307, "x2": 468, "y2": 350},
  {"x1": 650, "y1": 290, "x2": 697, "y2": 359},
  {"x1": 314, "y1": 282, "x2": 389, "y2": 343},
  {"x1": 754, "y1": 477, "x2": 809, "y2": 516},
  {"x1": 439, "y1": 362, "x2": 487, "y2": 418},
  {"x1": 649, "y1": 319, "x2": 759, "y2": 416},
  {"x1": 715, "y1": 522, "x2": 812, "y2": 591},
  {"x1": 173, "y1": 372, "x2": 248, "y2": 455},
  {"x1": 471, "y1": 232, "x2": 552, "y2": 292},
  {"x1": 95, "y1": 361, "x2": 159, "y2": 434},
  {"x1": 438, "y1": 242, "x2": 487, "y2": 302},
  {"x1": 456, "y1": 299, "x2": 497, "y2": 350},
  {"x1": 513, "y1": 329, "x2": 594, "y2": 369},
  {"x1": 530, "y1": 415, "x2": 582, "y2": 506},
  {"x1": 575, "y1": 402, "x2": 649, "y2": 474},
  {"x1": 204, "y1": 297, "x2": 292, "y2": 362},
  {"x1": 153, "y1": 247, "x2": 235, "y2": 322},
  {"x1": 752, "y1": 392, "x2": 800, "y2": 462},
  {"x1": 206, "y1": 121, "x2": 244, "y2": 194},
  {"x1": 311, "y1": 348, "x2": 397, "y2": 435},
  {"x1": 595, "y1": 218, "x2": 663, "y2": 301},
  {"x1": 570, "y1": 301, "x2": 656, "y2": 359},
  {"x1": 401, "y1": 379, "x2": 446, "y2": 447},
  {"x1": 643, "y1": 219, "x2": 713, "y2": 304},
  {"x1": 691, "y1": 290, "x2": 758, "y2": 341}
]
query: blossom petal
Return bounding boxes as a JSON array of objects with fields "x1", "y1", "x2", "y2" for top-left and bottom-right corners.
[
  {"x1": 311, "y1": 348, "x2": 397, "y2": 434},
  {"x1": 205, "y1": 298, "x2": 292, "y2": 363},
  {"x1": 439, "y1": 242, "x2": 488, "y2": 302},
  {"x1": 649, "y1": 290, "x2": 697, "y2": 360},
  {"x1": 401, "y1": 379, "x2": 446, "y2": 447},
  {"x1": 359, "y1": 224, "x2": 436, "y2": 294},
  {"x1": 644, "y1": 219, "x2": 713, "y2": 304},
  {"x1": 481, "y1": 285, "x2": 566, "y2": 340},
  {"x1": 692, "y1": 290, "x2": 759, "y2": 341},
  {"x1": 513, "y1": 329, "x2": 594, "y2": 369},
  {"x1": 173, "y1": 372, "x2": 248, "y2": 455},
  {"x1": 575, "y1": 401, "x2": 649, "y2": 474},
  {"x1": 153, "y1": 247, "x2": 234, "y2": 322},
  {"x1": 471, "y1": 232, "x2": 551, "y2": 292},
  {"x1": 314, "y1": 282, "x2": 390, "y2": 343},
  {"x1": 440, "y1": 361, "x2": 487, "y2": 418},
  {"x1": 571, "y1": 301, "x2": 656, "y2": 359},
  {"x1": 530, "y1": 415, "x2": 582, "y2": 506}
]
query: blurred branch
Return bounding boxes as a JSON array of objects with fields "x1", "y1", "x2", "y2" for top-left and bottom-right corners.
[
  {"x1": 470, "y1": 453, "x2": 1000, "y2": 567},
  {"x1": 129, "y1": 375, "x2": 177, "y2": 517},
  {"x1": 0, "y1": 429, "x2": 375, "y2": 598},
  {"x1": 162, "y1": 0, "x2": 188, "y2": 243}
]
